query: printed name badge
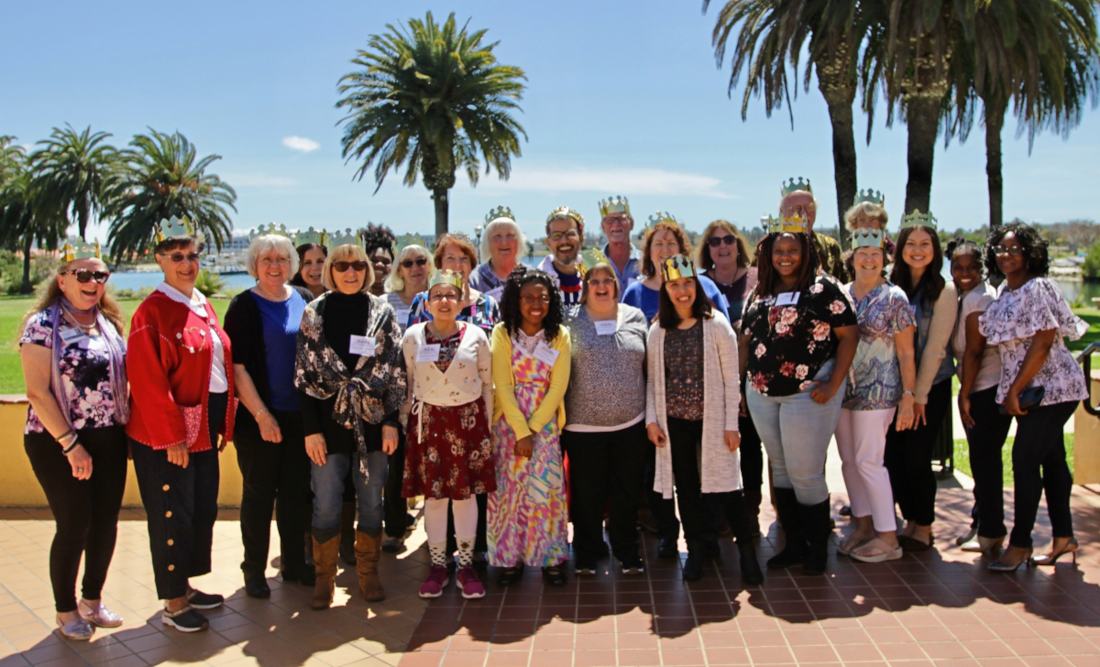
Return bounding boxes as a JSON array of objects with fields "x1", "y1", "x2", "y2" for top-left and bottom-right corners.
[
  {"x1": 594, "y1": 319, "x2": 618, "y2": 336},
  {"x1": 776, "y1": 291, "x2": 800, "y2": 306},
  {"x1": 533, "y1": 341, "x2": 560, "y2": 366},
  {"x1": 416, "y1": 343, "x2": 441, "y2": 362},
  {"x1": 396, "y1": 307, "x2": 411, "y2": 327},
  {"x1": 349, "y1": 334, "x2": 376, "y2": 357}
]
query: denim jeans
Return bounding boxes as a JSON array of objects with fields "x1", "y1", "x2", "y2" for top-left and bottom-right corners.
[{"x1": 311, "y1": 450, "x2": 388, "y2": 539}]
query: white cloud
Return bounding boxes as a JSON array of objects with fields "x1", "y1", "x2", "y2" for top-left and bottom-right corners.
[
  {"x1": 224, "y1": 172, "x2": 297, "y2": 189},
  {"x1": 479, "y1": 166, "x2": 732, "y2": 199},
  {"x1": 282, "y1": 135, "x2": 320, "y2": 153}
]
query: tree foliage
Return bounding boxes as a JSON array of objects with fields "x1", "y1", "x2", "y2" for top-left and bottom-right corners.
[{"x1": 30, "y1": 124, "x2": 121, "y2": 240}]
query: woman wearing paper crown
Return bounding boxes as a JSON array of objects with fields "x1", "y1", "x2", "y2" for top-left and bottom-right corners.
[
  {"x1": 884, "y1": 211, "x2": 957, "y2": 554},
  {"x1": 125, "y1": 220, "x2": 236, "y2": 633},
  {"x1": 19, "y1": 242, "x2": 128, "y2": 640},
  {"x1": 469, "y1": 206, "x2": 525, "y2": 303},
  {"x1": 400, "y1": 270, "x2": 495, "y2": 599},
  {"x1": 645, "y1": 255, "x2": 762, "y2": 584},
  {"x1": 293, "y1": 243, "x2": 407, "y2": 609},
  {"x1": 834, "y1": 218, "x2": 916, "y2": 564},
  {"x1": 740, "y1": 214, "x2": 858, "y2": 575}
]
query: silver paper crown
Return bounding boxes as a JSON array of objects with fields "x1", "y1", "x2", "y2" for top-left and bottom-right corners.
[
  {"x1": 647, "y1": 211, "x2": 679, "y2": 228},
  {"x1": 900, "y1": 209, "x2": 937, "y2": 230},
  {"x1": 155, "y1": 216, "x2": 204, "y2": 245},
  {"x1": 780, "y1": 177, "x2": 812, "y2": 196},
  {"x1": 854, "y1": 188, "x2": 885, "y2": 206},
  {"x1": 598, "y1": 195, "x2": 631, "y2": 218},
  {"x1": 850, "y1": 228, "x2": 885, "y2": 249},
  {"x1": 485, "y1": 205, "x2": 515, "y2": 225}
]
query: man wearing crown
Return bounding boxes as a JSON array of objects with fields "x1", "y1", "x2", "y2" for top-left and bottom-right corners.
[
  {"x1": 537, "y1": 206, "x2": 586, "y2": 306},
  {"x1": 779, "y1": 179, "x2": 849, "y2": 283},
  {"x1": 599, "y1": 196, "x2": 641, "y2": 292}
]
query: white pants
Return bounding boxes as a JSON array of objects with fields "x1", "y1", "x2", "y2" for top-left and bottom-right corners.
[{"x1": 835, "y1": 407, "x2": 896, "y2": 532}]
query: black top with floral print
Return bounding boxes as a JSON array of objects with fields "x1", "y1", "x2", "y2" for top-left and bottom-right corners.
[{"x1": 741, "y1": 275, "x2": 857, "y2": 397}]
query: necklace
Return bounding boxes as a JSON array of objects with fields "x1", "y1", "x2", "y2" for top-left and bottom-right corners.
[{"x1": 60, "y1": 300, "x2": 97, "y2": 332}]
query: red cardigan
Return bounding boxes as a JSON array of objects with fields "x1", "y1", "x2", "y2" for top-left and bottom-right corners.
[{"x1": 126, "y1": 290, "x2": 236, "y2": 452}]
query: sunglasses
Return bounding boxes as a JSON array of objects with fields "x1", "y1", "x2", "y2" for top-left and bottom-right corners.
[
  {"x1": 401, "y1": 257, "x2": 429, "y2": 269},
  {"x1": 707, "y1": 235, "x2": 737, "y2": 248},
  {"x1": 992, "y1": 245, "x2": 1024, "y2": 257},
  {"x1": 162, "y1": 251, "x2": 201, "y2": 264},
  {"x1": 333, "y1": 260, "x2": 369, "y2": 273},
  {"x1": 66, "y1": 269, "x2": 111, "y2": 284}
]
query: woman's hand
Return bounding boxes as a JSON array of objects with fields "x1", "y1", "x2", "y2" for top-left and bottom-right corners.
[
  {"x1": 256, "y1": 410, "x2": 283, "y2": 444},
  {"x1": 381, "y1": 425, "x2": 399, "y2": 455},
  {"x1": 1002, "y1": 389, "x2": 1027, "y2": 416},
  {"x1": 514, "y1": 435, "x2": 534, "y2": 458},
  {"x1": 957, "y1": 394, "x2": 975, "y2": 429},
  {"x1": 724, "y1": 430, "x2": 741, "y2": 452},
  {"x1": 912, "y1": 402, "x2": 927, "y2": 427},
  {"x1": 166, "y1": 443, "x2": 190, "y2": 469},
  {"x1": 646, "y1": 423, "x2": 667, "y2": 448},
  {"x1": 810, "y1": 380, "x2": 840, "y2": 405},
  {"x1": 305, "y1": 434, "x2": 328, "y2": 466},
  {"x1": 895, "y1": 395, "x2": 915, "y2": 431},
  {"x1": 66, "y1": 444, "x2": 93, "y2": 480}
]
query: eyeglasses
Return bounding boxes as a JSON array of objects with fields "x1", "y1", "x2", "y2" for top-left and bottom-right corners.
[
  {"x1": 401, "y1": 257, "x2": 429, "y2": 269},
  {"x1": 707, "y1": 235, "x2": 737, "y2": 248},
  {"x1": 549, "y1": 230, "x2": 580, "y2": 242},
  {"x1": 521, "y1": 295, "x2": 551, "y2": 305},
  {"x1": 65, "y1": 269, "x2": 110, "y2": 284},
  {"x1": 429, "y1": 292, "x2": 460, "y2": 302},
  {"x1": 161, "y1": 251, "x2": 201, "y2": 264},
  {"x1": 333, "y1": 260, "x2": 369, "y2": 273},
  {"x1": 992, "y1": 245, "x2": 1024, "y2": 257}
]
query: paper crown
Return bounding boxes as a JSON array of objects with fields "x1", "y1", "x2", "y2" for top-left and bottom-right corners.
[
  {"x1": 854, "y1": 188, "x2": 885, "y2": 206},
  {"x1": 780, "y1": 177, "x2": 812, "y2": 196},
  {"x1": 61, "y1": 240, "x2": 103, "y2": 263},
  {"x1": 428, "y1": 269, "x2": 464, "y2": 293},
  {"x1": 901, "y1": 209, "x2": 938, "y2": 230},
  {"x1": 598, "y1": 195, "x2": 631, "y2": 218},
  {"x1": 153, "y1": 216, "x2": 202, "y2": 245},
  {"x1": 288, "y1": 225, "x2": 327, "y2": 247},
  {"x1": 485, "y1": 205, "x2": 515, "y2": 225},
  {"x1": 767, "y1": 214, "x2": 810, "y2": 235},
  {"x1": 850, "y1": 228, "x2": 885, "y2": 250},
  {"x1": 546, "y1": 205, "x2": 584, "y2": 226},
  {"x1": 661, "y1": 255, "x2": 697, "y2": 282},
  {"x1": 249, "y1": 222, "x2": 293, "y2": 240},
  {"x1": 647, "y1": 211, "x2": 679, "y2": 228}
]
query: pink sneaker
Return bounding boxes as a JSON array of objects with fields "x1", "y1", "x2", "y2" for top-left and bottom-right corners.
[
  {"x1": 418, "y1": 565, "x2": 449, "y2": 599},
  {"x1": 456, "y1": 566, "x2": 486, "y2": 599}
]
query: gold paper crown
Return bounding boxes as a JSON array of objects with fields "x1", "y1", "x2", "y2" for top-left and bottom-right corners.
[
  {"x1": 61, "y1": 240, "x2": 104, "y2": 263},
  {"x1": 546, "y1": 205, "x2": 584, "y2": 226},
  {"x1": 900, "y1": 209, "x2": 938, "y2": 230},
  {"x1": 647, "y1": 211, "x2": 679, "y2": 228},
  {"x1": 598, "y1": 195, "x2": 631, "y2": 218},
  {"x1": 485, "y1": 205, "x2": 515, "y2": 224},
  {"x1": 854, "y1": 188, "x2": 885, "y2": 206},
  {"x1": 850, "y1": 228, "x2": 885, "y2": 250},
  {"x1": 780, "y1": 177, "x2": 812, "y2": 196},
  {"x1": 428, "y1": 269, "x2": 464, "y2": 292},
  {"x1": 154, "y1": 216, "x2": 199, "y2": 244},
  {"x1": 767, "y1": 214, "x2": 810, "y2": 235},
  {"x1": 661, "y1": 255, "x2": 697, "y2": 282}
]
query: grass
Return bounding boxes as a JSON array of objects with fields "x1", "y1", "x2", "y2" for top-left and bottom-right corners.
[{"x1": 953, "y1": 434, "x2": 1076, "y2": 486}]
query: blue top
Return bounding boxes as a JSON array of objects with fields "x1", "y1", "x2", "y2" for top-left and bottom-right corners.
[
  {"x1": 602, "y1": 243, "x2": 642, "y2": 296},
  {"x1": 256, "y1": 290, "x2": 306, "y2": 411},
  {"x1": 620, "y1": 274, "x2": 731, "y2": 323}
]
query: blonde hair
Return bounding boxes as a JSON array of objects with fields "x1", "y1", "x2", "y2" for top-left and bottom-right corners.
[
  {"x1": 384, "y1": 244, "x2": 432, "y2": 292},
  {"x1": 321, "y1": 244, "x2": 374, "y2": 294},
  {"x1": 21, "y1": 260, "x2": 125, "y2": 339},
  {"x1": 843, "y1": 202, "x2": 888, "y2": 230},
  {"x1": 579, "y1": 262, "x2": 621, "y2": 304}
]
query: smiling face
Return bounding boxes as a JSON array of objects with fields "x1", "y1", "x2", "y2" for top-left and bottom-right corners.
[
  {"x1": 707, "y1": 229, "x2": 739, "y2": 270},
  {"x1": 518, "y1": 281, "x2": 550, "y2": 330},
  {"x1": 771, "y1": 233, "x2": 803, "y2": 280},
  {"x1": 852, "y1": 246, "x2": 884, "y2": 280},
  {"x1": 601, "y1": 212, "x2": 633, "y2": 244},
  {"x1": 58, "y1": 258, "x2": 110, "y2": 310},
  {"x1": 649, "y1": 229, "x2": 682, "y2": 273},
  {"x1": 994, "y1": 231, "x2": 1027, "y2": 279},
  {"x1": 426, "y1": 283, "x2": 461, "y2": 323},
  {"x1": 901, "y1": 228, "x2": 934, "y2": 272},
  {"x1": 583, "y1": 267, "x2": 618, "y2": 307},
  {"x1": 439, "y1": 243, "x2": 474, "y2": 280},
  {"x1": 665, "y1": 276, "x2": 697, "y2": 312},
  {"x1": 370, "y1": 247, "x2": 393, "y2": 290},
  {"x1": 546, "y1": 217, "x2": 581, "y2": 266},
  {"x1": 299, "y1": 247, "x2": 326, "y2": 289},
  {"x1": 331, "y1": 257, "x2": 369, "y2": 294},
  {"x1": 951, "y1": 251, "x2": 982, "y2": 293},
  {"x1": 398, "y1": 249, "x2": 430, "y2": 293},
  {"x1": 256, "y1": 247, "x2": 292, "y2": 292},
  {"x1": 489, "y1": 225, "x2": 519, "y2": 267},
  {"x1": 155, "y1": 241, "x2": 201, "y2": 293}
]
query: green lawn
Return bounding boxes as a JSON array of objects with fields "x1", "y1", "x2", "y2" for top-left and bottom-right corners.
[{"x1": 953, "y1": 434, "x2": 1076, "y2": 485}]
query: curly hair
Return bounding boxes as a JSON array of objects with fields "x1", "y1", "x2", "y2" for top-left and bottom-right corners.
[
  {"x1": 946, "y1": 237, "x2": 984, "y2": 274},
  {"x1": 499, "y1": 266, "x2": 564, "y2": 343},
  {"x1": 984, "y1": 222, "x2": 1049, "y2": 279},
  {"x1": 755, "y1": 233, "x2": 819, "y2": 297},
  {"x1": 890, "y1": 225, "x2": 945, "y2": 306},
  {"x1": 696, "y1": 220, "x2": 751, "y2": 271},
  {"x1": 361, "y1": 223, "x2": 396, "y2": 258},
  {"x1": 640, "y1": 221, "x2": 689, "y2": 279}
]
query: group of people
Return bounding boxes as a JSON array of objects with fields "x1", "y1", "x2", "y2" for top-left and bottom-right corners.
[{"x1": 20, "y1": 182, "x2": 1087, "y2": 642}]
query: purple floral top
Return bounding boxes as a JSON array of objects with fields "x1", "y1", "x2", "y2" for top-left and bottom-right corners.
[
  {"x1": 978, "y1": 277, "x2": 1088, "y2": 407},
  {"x1": 742, "y1": 275, "x2": 857, "y2": 397},
  {"x1": 843, "y1": 282, "x2": 916, "y2": 410},
  {"x1": 20, "y1": 310, "x2": 124, "y2": 433}
]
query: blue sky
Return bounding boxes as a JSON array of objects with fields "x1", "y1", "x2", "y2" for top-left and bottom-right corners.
[{"x1": 3, "y1": 0, "x2": 1097, "y2": 243}]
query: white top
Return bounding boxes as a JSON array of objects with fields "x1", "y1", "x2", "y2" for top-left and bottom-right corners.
[
  {"x1": 385, "y1": 292, "x2": 414, "y2": 333},
  {"x1": 951, "y1": 282, "x2": 1001, "y2": 394},
  {"x1": 156, "y1": 282, "x2": 228, "y2": 393},
  {"x1": 400, "y1": 322, "x2": 493, "y2": 437}
]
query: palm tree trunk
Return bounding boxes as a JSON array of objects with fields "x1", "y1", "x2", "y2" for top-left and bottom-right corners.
[
  {"x1": 825, "y1": 99, "x2": 857, "y2": 246},
  {"x1": 20, "y1": 235, "x2": 33, "y2": 294},
  {"x1": 984, "y1": 101, "x2": 1005, "y2": 230},
  {"x1": 432, "y1": 187, "x2": 449, "y2": 238},
  {"x1": 904, "y1": 97, "x2": 940, "y2": 214}
]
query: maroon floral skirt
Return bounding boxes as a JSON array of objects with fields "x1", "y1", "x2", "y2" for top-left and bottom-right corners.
[{"x1": 403, "y1": 398, "x2": 496, "y2": 500}]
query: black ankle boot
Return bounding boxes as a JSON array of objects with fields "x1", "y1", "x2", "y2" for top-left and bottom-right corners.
[
  {"x1": 767, "y1": 488, "x2": 805, "y2": 569},
  {"x1": 682, "y1": 542, "x2": 706, "y2": 582},
  {"x1": 738, "y1": 541, "x2": 764, "y2": 585},
  {"x1": 799, "y1": 499, "x2": 833, "y2": 575}
]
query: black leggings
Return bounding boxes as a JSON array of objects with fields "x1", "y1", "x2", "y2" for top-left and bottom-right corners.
[
  {"x1": 885, "y1": 379, "x2": 951, "y2": 526},
  {"x1": 962, "y1": 387, "x2": 1013, "y2": 539},
  {"x1": 1010, "y1": 400, "x2": 1078, "y2": 549},
  {"x1": 25, "y1": 425, "x2": 128, "y2": 613}
]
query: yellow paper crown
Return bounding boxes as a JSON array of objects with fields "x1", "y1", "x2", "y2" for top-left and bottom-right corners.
[
  {"x1": 661, "y1": 255, "x2": 697, "y2": 282},
  {"x1": 428, "y1": 269, "x2": 464, "y2": 293},
  {"x1": 598, "y1": 195, "x2": 631, "y2": 218},
  {"x1": 767, "y1": 214, "x2": 810, "y2": 235},
  {"x1": 61, "y1": 240, "x2": 103, "y2": 263},
  {"x1": 647, "y1": 211, "x2": 679, "y2": 228},
  {"x1": 546, "y1": 205, "x2": 584, "y2": 227},
  {"x1": 155, "y1": 216, "x2": 199, "y2": 244}
]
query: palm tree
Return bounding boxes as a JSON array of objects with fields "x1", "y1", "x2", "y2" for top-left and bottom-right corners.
[
  {"x1": 0, "y1": 146, "x2": 67, "y2": 293},
  {"x1": 107, "y1": 129, "x2": 236, "y2": 260},
  {"x1": 0, "y1": 136, "x2": 23, "y2": 187},
  {"x1": 336, "y1": 11, "x2": 527, "y2": 236},
  {"x1": 30, "y1": 125, "x2": 121, "y2": 240}
]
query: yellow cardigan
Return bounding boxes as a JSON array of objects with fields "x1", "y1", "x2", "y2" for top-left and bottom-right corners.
[{"x1": 490, "y1": 323, "x2": 571, "y2": 440}]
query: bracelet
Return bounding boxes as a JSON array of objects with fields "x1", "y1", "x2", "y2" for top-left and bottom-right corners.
[
  {"x1": 902, "y1": 389, "x2": 915, "y2": 397},
  {"x1": 56, "y1": 429, "x2": 76, "y2": 445},
  {"x1": 62, "y1": 440, "x2": 80, "y2": 455}
]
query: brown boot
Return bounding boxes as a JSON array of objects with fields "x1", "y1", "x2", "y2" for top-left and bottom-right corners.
[
  {"x1": 311, "y1": 535, "x2": 339, "y2": 610},
  {"x1": 355, "y1": 530, "x2": 385, "y2": 602}
]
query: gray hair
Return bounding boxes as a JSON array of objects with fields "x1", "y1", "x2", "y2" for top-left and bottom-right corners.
[
  {"x1": 479, "y1": 218, "x2": 526, "y2": 264},
  {"x1": 384, "y1": 244, "x2": 432, "y2": 292},
  {"x1": 247, "y1": 234, "x2": 299, "y2": 279}
]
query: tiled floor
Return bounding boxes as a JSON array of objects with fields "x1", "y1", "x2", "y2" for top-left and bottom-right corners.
[{"x1": 1, "y1": 471, "x2": 1099, "y2": 665}]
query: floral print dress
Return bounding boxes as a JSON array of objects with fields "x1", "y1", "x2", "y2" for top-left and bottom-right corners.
[{"x1": 487, "y1": 331, "x2": 569, "y2": 568}]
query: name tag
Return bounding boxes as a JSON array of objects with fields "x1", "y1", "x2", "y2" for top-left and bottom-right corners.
[
  {"x1": 59, "y1": 327, "x2": 85, "y2": 344},
  {"x1": 395, "y1": 307, "x2": 411, "y2": 327},
  {"x1": 594, "y1": 319, "x2": 618, "y2": 336},
  {"x1": 533, "y1": 341, "x2": 559, "y2": 366},
  {"x1": 776, "y1": 291, "x2": 800, "y2": 306},
  {"x1": 416, "y1": 343, "x2": 441, "y2": 362},
  {"x1": 349, "y1": 334, "x2": 376, "y2": 357}
]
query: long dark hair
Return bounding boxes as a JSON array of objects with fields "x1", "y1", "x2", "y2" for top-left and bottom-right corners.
[
  {"x1": 657, "y1": 273, "x2": 713, "y2": 329},
  {"x1": 290, "y1": 242, "x2": 327, "y2": 288},
  {"x1": 984, "y1": 222, "x2": 1049, "y2": 279},
  {"x1": 499, "y1": 266, "x2": 564, "y2": 343},
  {"x1": 755, "y1": 232, "x2": 818, "y2": 297},
  {"x1": 890, "y1": 225, "x2": 944, "y2": 306}
]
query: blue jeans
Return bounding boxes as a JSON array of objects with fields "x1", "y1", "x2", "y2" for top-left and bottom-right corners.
[
  {"x1": 746, "y1": 369, "x2": 843, "y2": 506},
  {"x1": 311, "y1": 450, "x2": 388, "y2": 539}
]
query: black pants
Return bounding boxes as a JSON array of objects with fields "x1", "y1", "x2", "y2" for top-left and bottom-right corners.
[
  {"x1": 885, "y1": 379, "x2": 950, "y2": 526},
  {"x1": 738, "y1": 413, "x2": 763, "y2": 516},
  {"x1": 667, "y1": 418, "x2": 721, "y2": 546},
  {"x1": 562, "y1": 422, "x2": 646, "y2": 563},
  {"x1": 25, "y1": 425, "x2": 128, "y2": 613},
  {"x1": 234, "y1": 409, "x2": 310, "y2": 579},
  {"x1": 1010, "y1": 400, "x2": 1077, "y2": 549},
  {"x1": 132, "y1": 392, "x2": 225, "y2": 600},
  {"x1": 963, "y1": 387, "x2": 1013, "y2": 539},
  {"x1": 644, "y1": 438, "x2": 681, "y2": 542},
  {"x1": 383, "y1": 429, "x2": 410, "y2": 538}
]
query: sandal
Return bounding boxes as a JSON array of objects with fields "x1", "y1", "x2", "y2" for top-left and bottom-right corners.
[
  {"x1": 837, "y1": 532, "x2": 872, "y2": 556},
  {"x1": 850, "y1": 537, "x2": 903, "y2": 564}
]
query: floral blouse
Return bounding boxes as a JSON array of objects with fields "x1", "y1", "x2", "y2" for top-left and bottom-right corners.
[
  {"x1": 978, "y1": 277, "x2": 1088, "y2": 407},
  {"x1": 742, "y1": 275, "x2": 857, "y2": 397},
  {"x1": 20, "y1": 311, "x2": 123, "y2": 433},
  {"x1": 843, "y1": 282, "x2": 916, "y2": 411}
]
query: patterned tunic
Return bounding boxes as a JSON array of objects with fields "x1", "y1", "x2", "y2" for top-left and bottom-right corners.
[{"x1": 842, "y1": 282, "x2": 916, "y2": 411}]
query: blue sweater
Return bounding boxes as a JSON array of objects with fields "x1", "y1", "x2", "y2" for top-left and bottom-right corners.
[{"x1": 621, "y1": 275, "x2": 731, "y2": 323}]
